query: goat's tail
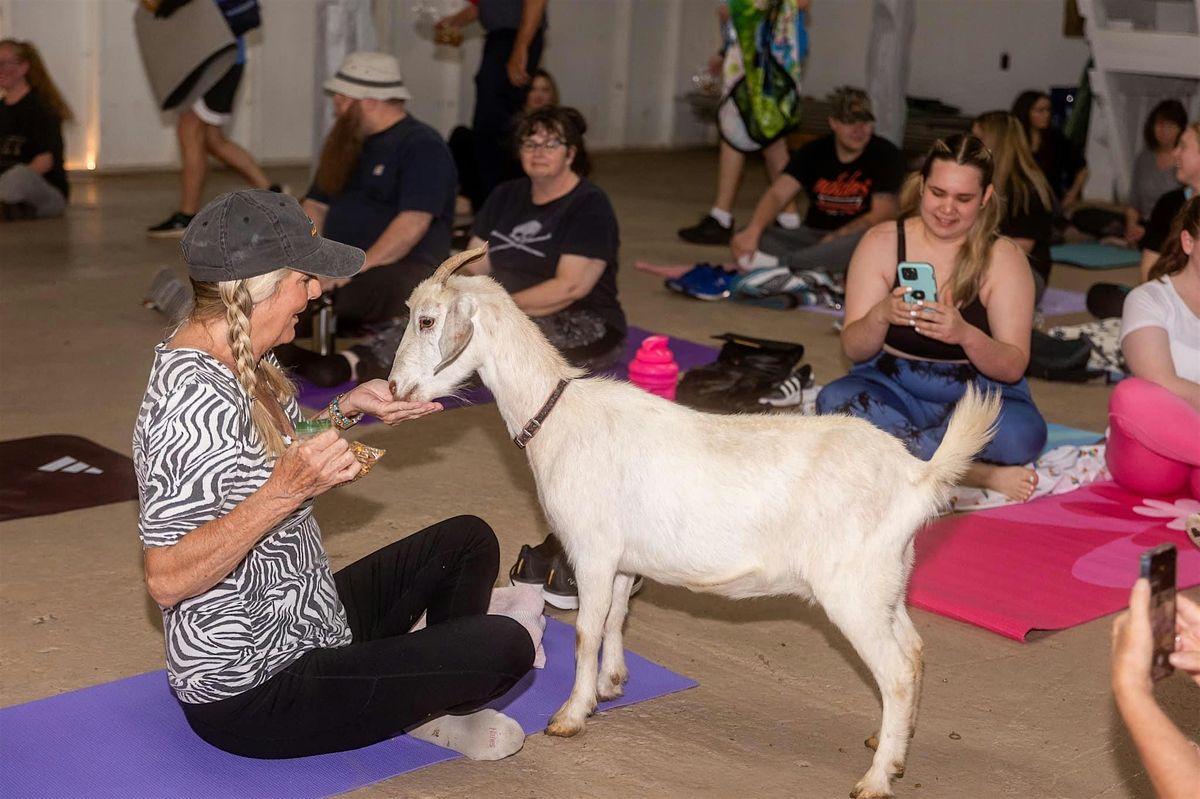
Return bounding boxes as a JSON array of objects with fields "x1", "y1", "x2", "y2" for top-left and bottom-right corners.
[{"x1": 918, "y1": 384, "x2": 1002, "y2": 507}]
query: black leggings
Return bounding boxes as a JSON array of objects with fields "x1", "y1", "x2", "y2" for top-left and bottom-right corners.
[{"x1": 179, "y1": 516, "x2": 535, "y2": 759}]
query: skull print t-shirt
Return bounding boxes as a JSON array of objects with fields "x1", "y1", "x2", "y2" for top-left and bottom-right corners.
[{"x1": 470, "y1": 176, "x2": 625, "y2": 335}]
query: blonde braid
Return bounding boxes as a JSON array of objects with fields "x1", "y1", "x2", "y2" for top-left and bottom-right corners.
[{"x1": 221, "y1": 281, "x2": 289, "y2": 457}]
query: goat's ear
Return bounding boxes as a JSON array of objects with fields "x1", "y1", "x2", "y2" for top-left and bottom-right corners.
[{"x1": 434, "y1": 295, "x2": 476, "y2": 375}]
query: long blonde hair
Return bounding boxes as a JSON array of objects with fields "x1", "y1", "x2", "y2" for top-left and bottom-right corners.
[
  {"x1": 973, "y1": 110, "x2": 1052, "y2": 216},
  {"x1": 188, "y1": 270, "x2": 297, "y2": 457},
  {"x1": 0, "y1": 39, "x2": 73, "y2": 122},
  {"x1": 899, "y1": 134, "x2": 1003, "y2": 306}
]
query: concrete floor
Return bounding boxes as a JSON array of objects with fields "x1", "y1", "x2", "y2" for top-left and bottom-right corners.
[{"x1": 1, "y1": 151, "x2": 1196, "y2": 799}]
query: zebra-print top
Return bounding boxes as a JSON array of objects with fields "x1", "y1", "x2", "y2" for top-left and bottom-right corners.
[{"x1": 133, "y1": 343, "x2": 351, "y2": 704}]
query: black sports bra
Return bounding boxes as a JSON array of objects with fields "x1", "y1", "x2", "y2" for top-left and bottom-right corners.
[{"x1": 883, "y1": 219, "x2": 991, "y2": 362}]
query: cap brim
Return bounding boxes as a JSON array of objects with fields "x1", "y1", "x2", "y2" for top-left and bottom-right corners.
[
  {"x1": 289, "y1": 237, "x2": 365, "y2": 279},
  {"x1": 322, "y1": 76, "x2": 412, "y2": 101}
]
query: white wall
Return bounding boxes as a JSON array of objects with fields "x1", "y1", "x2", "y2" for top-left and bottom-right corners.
[{"x1": 0, "y1": 0, "x2": 1096, "y2": 172}]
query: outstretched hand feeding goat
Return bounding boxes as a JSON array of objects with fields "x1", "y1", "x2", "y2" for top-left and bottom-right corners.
[{"x1": 388, "y1": 246, "x2": 1001, "y2": 799}]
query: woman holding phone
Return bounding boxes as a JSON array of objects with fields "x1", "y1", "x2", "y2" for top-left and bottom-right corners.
[{"x1": 816, "y1": 134, "x2": 1047, "y2": 501}]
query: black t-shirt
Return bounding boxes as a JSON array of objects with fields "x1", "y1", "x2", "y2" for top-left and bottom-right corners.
[
  {"x1": 1001, "y1": 185, "x2": 1052, "y2": 278},
  {"x1": 306, "y1": 115, "x2": 456, "y2": 266},
  {"x1": 1033, "y1": 127, "x2": 1086, "y2": 200},
  {"x1": 471, "y1": 176, "x2": 625, "y2": 335},
  {"x1": 0, "y1": 89, "x2": 68, "y2": 199},
  {"x1": 1142, "y1": 187, "x2": 1188, "y2": 254},
  {"x1": 783, "y1": 134, "x2": 905, "y2": 231}
]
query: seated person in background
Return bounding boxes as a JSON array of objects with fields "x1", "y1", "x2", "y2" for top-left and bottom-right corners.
[
  {"x1": 463, "y1": 105, "x2": 625, "y2": 374},
  {"x1": 730, "y1": 87, "x2": 905, "y2": 279},
  {"x1": 282, "y1": 52, "x2": 457, "y2": 386},
  {"x1": 1107, "y1": 196, "x2": 1200, "y2": 500},
  {"x1": 971, "y1": 110, "x2": 1055, "y2": 301},
  {"x1": 449, "y1": 68, "x2": 558, "y2": 216},
  {"x1": 1124, "y1": 100, "x2": 1186, "y2": 246},
  {"x1": 816, "y1": 134, "x2": 1047, "y2": 502},
  {"x1": 1111, "y1": 580, "x2": 1200, "y2": 797},
  {"x1": 461, "y1": 105, "x2": 626, "y2": 610},
  {"x1": 135, "y1": 190, "x2": 533, "y2": 761},
  {"x1": 1140, "y1": 122, "x2": 1200, "y2": 281},
  {"x1": 1087, "y1": 120, "x2": 1198, "y2": 320},
  {"x1": 1012, "y1": 89, "x2": 1087, "y2": 212},
  {"x1": 0, "y1": 39, "x2": 70, "y2": 220}
]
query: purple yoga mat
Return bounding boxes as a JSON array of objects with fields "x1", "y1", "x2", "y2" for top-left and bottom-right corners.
[
  {"x1": 1039, "y1": 287, "x2": 1087, "y2": 317},
  {"x1": 295, "y1": 325, "x2": 721, "y2": 420},
  {"x1": 0, "y1": 618, "x2": 696, "y2": 799}
]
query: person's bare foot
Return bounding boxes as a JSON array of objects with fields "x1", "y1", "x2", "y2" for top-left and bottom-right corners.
[{"x1": 964, "y1": 463, "x2": 1038, "y2": 502}]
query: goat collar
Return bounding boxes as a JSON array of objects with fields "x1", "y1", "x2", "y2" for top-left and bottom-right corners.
[{"x1": 513, "y1": 378, "x2": 571, "y2": 449}]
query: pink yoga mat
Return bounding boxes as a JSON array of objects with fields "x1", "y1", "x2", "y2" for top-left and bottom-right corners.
[{"x1": 909, "y1": 482, "x2": 1200, "y2": 640}]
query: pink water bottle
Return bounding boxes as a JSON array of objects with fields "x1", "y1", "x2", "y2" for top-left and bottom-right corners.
[{"x1": 628, "y1": 335, "x2": 679, "y2": 400}]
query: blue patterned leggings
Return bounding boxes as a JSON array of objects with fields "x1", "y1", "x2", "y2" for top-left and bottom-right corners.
[{"x1": 815, "y1": 352, "x2": 1047, "y2": 465}]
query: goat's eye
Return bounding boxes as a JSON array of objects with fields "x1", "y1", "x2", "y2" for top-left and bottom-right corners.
[{"x1": 418, "y1": 316, "x2": 435, "y2": 331}]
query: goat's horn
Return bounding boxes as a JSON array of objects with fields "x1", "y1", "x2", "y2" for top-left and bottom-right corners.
[{"x1": 432, "y1": 244, "x2": 487, "y2": 285}]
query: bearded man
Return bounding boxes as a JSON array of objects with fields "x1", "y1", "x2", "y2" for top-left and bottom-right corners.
[{"x1": 302, "y1": 51, "x2": 456, "y2": 338}]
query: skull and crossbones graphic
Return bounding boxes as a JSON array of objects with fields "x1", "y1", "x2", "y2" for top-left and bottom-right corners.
[{"x1": 490, "y1": 220, "x2": 552, "y2": 257}]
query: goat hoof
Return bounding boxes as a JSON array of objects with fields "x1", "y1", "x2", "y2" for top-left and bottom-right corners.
[
  {"x1": 597, "y1": 684, "x2": 625, "y2": 702},
  {"x1": 864, "y1": 735, "x2": 879, "y2": 751},
  {"x1": 889, "y1": 764, "x2": 905, "y2": 780},
  {"x1": 849, "y1": 776, "x2": 894, "y2": 799},
  {"x1": 545, "y1": 714, "x2": 585, "y2": 738}
]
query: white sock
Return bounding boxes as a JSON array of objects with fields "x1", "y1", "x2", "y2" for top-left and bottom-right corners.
[
  {"x1": 739, "y1": 250, "x2": 779, "y2": 270},
  {"x1": 407, "y1": 709, "x2": 525, "y2": 760},
  {"x1": 776, "y1": 212, "x2": 801, "y2": 229},
  {"x1": 342, "y1": 349, "x2": 360, "y2": 381},
  {"x1": 708, "y1": 207, "x2": 733, "y2": 228}
]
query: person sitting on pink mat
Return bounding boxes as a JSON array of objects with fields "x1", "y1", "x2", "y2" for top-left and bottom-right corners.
[{"x1": 1107, "y1": 195, "x2": 1200, "y2": 500}]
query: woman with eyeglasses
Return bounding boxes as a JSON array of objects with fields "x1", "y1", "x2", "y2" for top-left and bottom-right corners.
[
  {"x1": 460, "y1": 105, "x2": 628, "y2": 611},
  {"x1": 461, "y1": 105, "x2": 625, "y2": 375},
  {"x1": 816, "y1": 134, "x2": 1047, "y2": 502}
]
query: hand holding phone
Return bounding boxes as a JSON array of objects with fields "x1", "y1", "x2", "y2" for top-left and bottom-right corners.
[
  {"x1": 898, "y1": 261, "x2": 938, "y2": 305},
  {"x1": 1141, "y1": 544, "x2": 1177, "y2": 682}
]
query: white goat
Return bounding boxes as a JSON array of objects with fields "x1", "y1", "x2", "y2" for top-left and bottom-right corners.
[{"x1": 388, "y1": 248, "x2": 1001, "y2": 799}]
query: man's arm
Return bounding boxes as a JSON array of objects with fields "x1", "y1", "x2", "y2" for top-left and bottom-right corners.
[
  {"x1": 507, "y1": 0, "x2": 548, "y2": 86},
  {"x1": 823, "y1": 193, "x2": 899, "y2": 241},
  {"x1": 362, "y1": 211, "x2": 433, "y2": 272}
]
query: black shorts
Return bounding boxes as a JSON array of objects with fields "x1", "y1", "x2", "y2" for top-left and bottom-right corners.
[{"x1": 192, "y1": 63, "x2": 244, "y2": 125}]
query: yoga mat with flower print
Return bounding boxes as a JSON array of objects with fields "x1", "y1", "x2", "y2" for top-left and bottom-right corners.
[{"x1": 909, "y1": 481, "x2": 1200, "y2": 641}]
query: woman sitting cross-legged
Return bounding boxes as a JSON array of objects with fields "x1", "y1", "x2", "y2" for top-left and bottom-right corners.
[
  {"x1": 816, "y1": 134, "x2": 1048, "y2": 502},
  {"x1": 134, "y1": 190, "x2": 535, "y2": 760},
  {"x1": 459, "y1": 105, "x2": 627, "y2": 609},
  {"x1": 1107, "y1": 195, "x2": 1200, "y2": 500}
]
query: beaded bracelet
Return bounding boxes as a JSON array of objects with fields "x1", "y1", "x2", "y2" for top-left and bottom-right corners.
[{"x1": 328, "y1": 392, "x2": 362, "y2": 430}]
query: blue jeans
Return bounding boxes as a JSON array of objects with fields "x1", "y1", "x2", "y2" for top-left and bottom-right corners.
[{"x1": 815, "y1": 352, "x2": 1047, "y2": 465}]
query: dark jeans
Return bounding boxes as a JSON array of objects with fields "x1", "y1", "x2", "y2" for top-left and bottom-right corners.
[
  {"x1": 473, "y1": 28, "x2": 544, "y2": 203},
  {"x1": 179, "y1": 516, "x2": 535, "y2": 759}
]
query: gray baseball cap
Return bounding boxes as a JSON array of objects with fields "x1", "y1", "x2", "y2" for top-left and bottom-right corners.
[{"x1": 181, "y1": 190, "x2": 364, "y2": 283}]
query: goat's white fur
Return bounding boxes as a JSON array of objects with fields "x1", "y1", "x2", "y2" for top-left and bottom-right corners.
[{"x1": 390, "y1": 263, "x2": 1001, "y2": 799}]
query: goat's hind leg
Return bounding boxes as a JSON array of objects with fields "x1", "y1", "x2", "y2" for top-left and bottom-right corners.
[
  {"x1": 821, "y1": 598, "x2": 922, "y2": 799},
  {"x1": 596, "y1": 573, "x2": 634, "y2": 701},
  {"x1": 546, "y1": 559, "x2": 618, "y2": 738}
]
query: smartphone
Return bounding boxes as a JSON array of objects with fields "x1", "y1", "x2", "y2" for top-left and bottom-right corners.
[
  {"x1": 1140, "y1": 543, "x2": 1177, "y2": 682},
  {"x1": 898, "y1": 261, "x2": 938, "y2": 305}
]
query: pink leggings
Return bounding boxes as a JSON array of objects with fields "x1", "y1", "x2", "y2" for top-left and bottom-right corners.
[{"x1": 1106, "y1": 377, "x2": 1200, "y2": 499}]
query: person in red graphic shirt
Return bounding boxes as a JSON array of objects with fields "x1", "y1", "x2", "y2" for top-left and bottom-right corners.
[{"x1": 731, "y1": 87, "x2": 905, "y2": 277}]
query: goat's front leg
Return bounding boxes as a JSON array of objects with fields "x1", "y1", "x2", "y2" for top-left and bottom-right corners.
[
  {"x1": 546, "y1": 560, "x2": 617, "y2": 738},
  {"x1": 596, "y1": 572, "x2": 634, "y2": 701}
]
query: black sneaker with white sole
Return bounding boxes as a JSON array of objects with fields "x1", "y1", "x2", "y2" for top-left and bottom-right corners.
[
  {"x1": 677, "y1": 214, "x2": 733, "y2": 245},
  {"x1": 542, "y1": 553, "x2": 645, "y2": 611},
  {"x1": 758, "y1": 364, "x2": 814, "y2": 408},
  {"x1": 147, "y1": 211, "x2": 194, "y2": 239}
]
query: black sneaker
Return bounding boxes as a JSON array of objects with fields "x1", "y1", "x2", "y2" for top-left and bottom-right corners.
[
  {"x1": 542, "y1": 552, "x2": 645, "y2": 611},
  {"x1": 147, "y1": 212, "x2": 194, "y2": 239},
  {"x1": 509, "y1": 537, "x2": 562, "y2": 586},
  {"x1": 678, "y1": 214, "x2": 733, "y2": 245},
  {"x1": 0, "y1": 201, "x2": 37, "y2": 221}
]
